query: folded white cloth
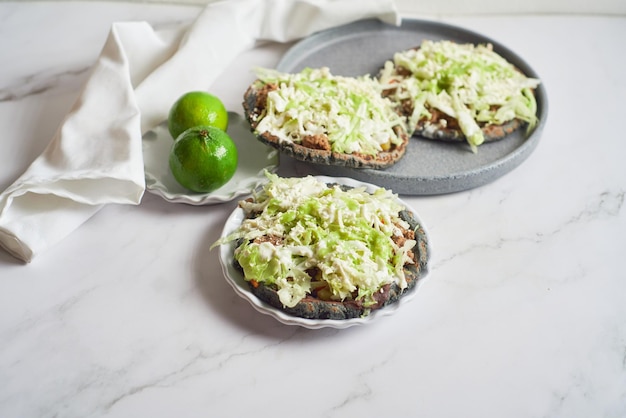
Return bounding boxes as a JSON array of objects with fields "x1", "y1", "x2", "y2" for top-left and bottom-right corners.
[{"x1": 0, "y1": 0, "x2": 399, "y2": 263}]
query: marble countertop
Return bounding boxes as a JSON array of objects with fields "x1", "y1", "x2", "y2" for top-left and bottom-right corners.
[{"x1": 1, "y1": 2, "x2": 625, "y2": 417}]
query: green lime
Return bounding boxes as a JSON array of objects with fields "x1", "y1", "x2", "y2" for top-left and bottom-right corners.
[
  {"x1": 169, "y1": 126, "x2": 238, "y2": 193},
  {"x1": 168, "y1": 91, "x2": 229, "y2": 140}
]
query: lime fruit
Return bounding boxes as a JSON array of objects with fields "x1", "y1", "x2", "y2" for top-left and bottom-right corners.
[
  {"x1": 168, "y1": 91, "x2": 229, "y2": 140},
  {"x1": 169, "y1": 126, "x2": 238, "y2": 193}
]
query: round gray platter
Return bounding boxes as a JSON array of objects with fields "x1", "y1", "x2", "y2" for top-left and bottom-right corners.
[{"x1": 276, "y1": 18, "x2": 548, "y2": 195}]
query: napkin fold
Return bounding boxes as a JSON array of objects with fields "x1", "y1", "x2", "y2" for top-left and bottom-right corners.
[{"x1": 0, "y1": 0, "x2": 399, "y2": 263}]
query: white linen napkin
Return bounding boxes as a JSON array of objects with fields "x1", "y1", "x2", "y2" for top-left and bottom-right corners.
[{"x1": 0, "y1": 0, "x2": 399, "y2": 263}]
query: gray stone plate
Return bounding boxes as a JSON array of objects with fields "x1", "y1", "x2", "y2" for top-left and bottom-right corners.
[{"x1": 276, "y1": 18, "x2": 548, "y2": 195}]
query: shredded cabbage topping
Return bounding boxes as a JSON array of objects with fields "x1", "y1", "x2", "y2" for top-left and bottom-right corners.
[
  {"x1": 212, "y1": 172, "x2": 416, "y2": 309},
  {"x1": 251, "y1": 67, "x2": 407, "y2": 156},
  {"x1": 378, "y1": 40, "x2": 541, "y2": 152}
]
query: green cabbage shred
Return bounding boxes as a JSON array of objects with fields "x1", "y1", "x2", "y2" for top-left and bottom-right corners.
[
  {"x1": 212, "y1": 172, "x2": 416, "y2": 309},
  {"x1": 252, "y1": 67, "x2": 407, "y2": 156},
  {"x1": 378, "y1": 40, "x2": 541, "y2": 152}
]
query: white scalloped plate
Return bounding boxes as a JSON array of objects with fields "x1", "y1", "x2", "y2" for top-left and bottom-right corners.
[
  {"x1": 142, "y1": 112, "x2": 279, "y2": 205},
  {"x1": 217, "y1": 175, "x2": 431, "y2": 329}
]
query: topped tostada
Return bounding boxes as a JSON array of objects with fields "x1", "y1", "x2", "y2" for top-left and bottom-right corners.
[
  {"x1": 243, "y1": 67, "x2": 410, "y2": 168},
  {"x1": 378, "y1": 39, "x2": 541, "y2": 152},
  {"x1": 212, "y1": 173, "x2": 429, "y2": 320}
]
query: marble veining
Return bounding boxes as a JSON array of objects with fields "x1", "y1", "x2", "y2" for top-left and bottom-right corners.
[
  {"x1": 0, "y1": 67, "x2": 91, "y2": 103},
  {"x1": 1, "y1": 3, "x2": 625, "y2": 418}
]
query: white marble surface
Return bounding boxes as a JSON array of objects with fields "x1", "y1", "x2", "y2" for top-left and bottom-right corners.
[{"x1": 1, "y1": 2, "x2": 625, "y2": 417}]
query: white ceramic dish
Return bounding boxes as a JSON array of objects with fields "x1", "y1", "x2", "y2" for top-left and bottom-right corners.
[
  {"x1": 142, "y1": 112, "x2": 279, "y2": 205},
  {"x1": 217, "y1": 175, "x2": 431, "y2": 329}
]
